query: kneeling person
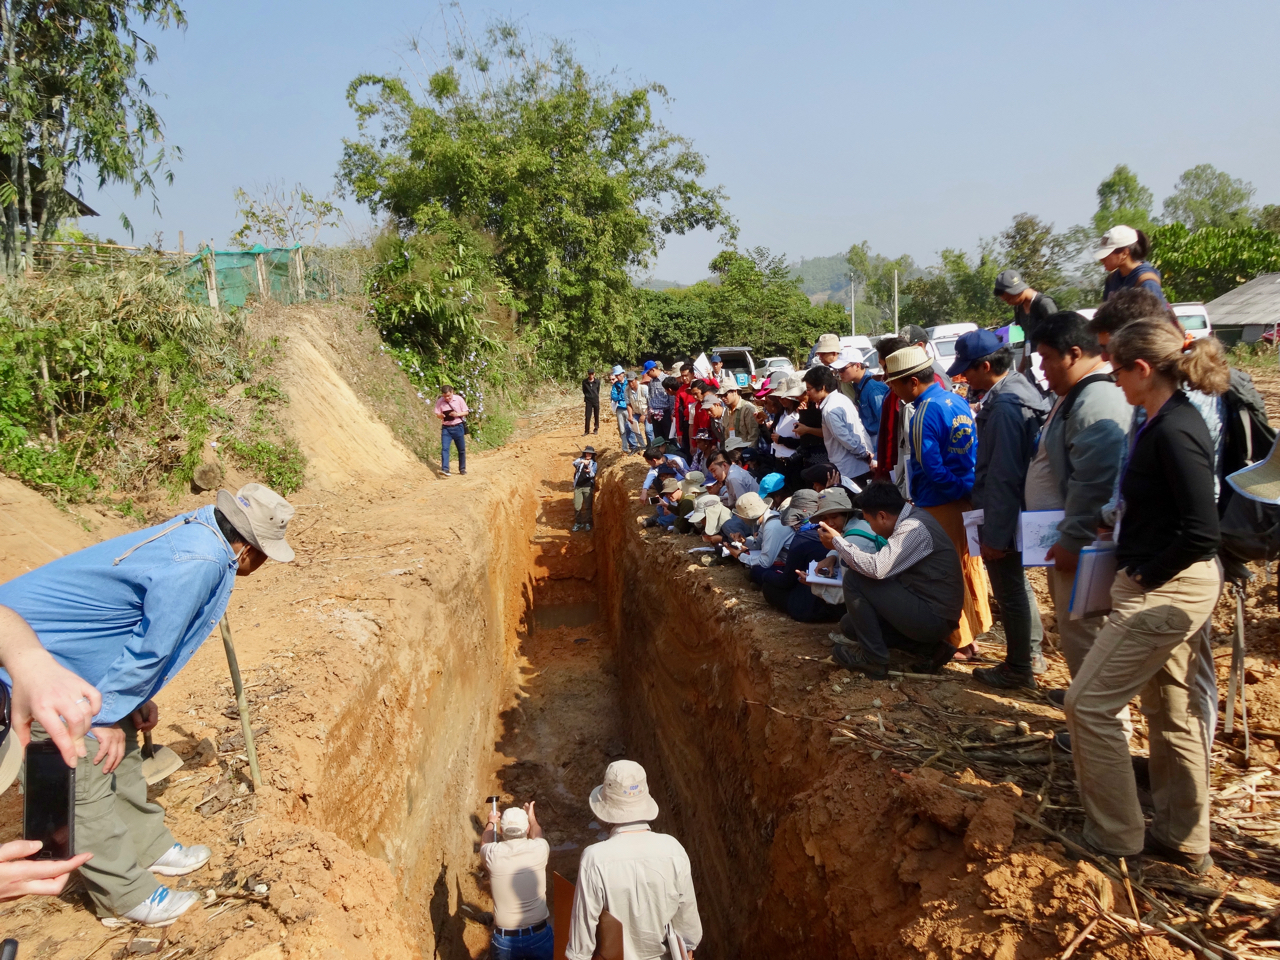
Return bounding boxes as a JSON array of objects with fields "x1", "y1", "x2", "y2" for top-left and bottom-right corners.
[{"x1": 818, "y1": 482, "x2": 964, "y2": 678}]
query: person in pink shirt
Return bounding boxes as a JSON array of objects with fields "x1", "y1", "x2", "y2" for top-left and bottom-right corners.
[{"x1": 434, "y1": 385, "x2": 469, "y2": 476}]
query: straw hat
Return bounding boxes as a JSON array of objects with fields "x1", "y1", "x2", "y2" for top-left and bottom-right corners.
[
  {"x1": 1228, "y1": 442, "x2": 1280, "y2": 503},
  {"x1": 883, "y1": 345, "x2": 935, "y2": 382},
  {"x1": 589, "y1": 759, "x2": 659, "y2": 823}
]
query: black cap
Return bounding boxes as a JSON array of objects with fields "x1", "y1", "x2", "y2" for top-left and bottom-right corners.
[
  {"x1": 901, "y1": 324, "x2": 930, "y2": 345},
  {"x1": 582, "y1": 445, "x2": 596, "y2": 455},
  {"x1": 993, "y1": 269, "x2": 1028, "y2": 296}
]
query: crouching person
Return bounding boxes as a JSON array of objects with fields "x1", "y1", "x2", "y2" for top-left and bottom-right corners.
[
  {"x1": 818, "y1": 481, "x2": 963, "y2": 678},
  {"x1": 567, "y1": 761, "x2": 701, "y2": 960},
  {"x1": 0, "y1": 484, "x2": 295, "y2": 926},
  {"x1": 482, "y1": 802, "x2": 553, "y2": 960}
]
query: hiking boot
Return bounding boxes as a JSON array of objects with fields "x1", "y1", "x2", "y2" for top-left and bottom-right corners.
[
  {"x1": 572, "y1": 523, "x2": 582, "y2": 532},
  {"x1": 972, "y1": 662, "x2": 1037, "y2": 691},
  {"x1": 149, "y1": 842, "x2": 211, "y2": 877},
  {"x1": 1031, "y1": 654, "x2": 1048, "y2": 675},
  {"x1": 102, "y1": 887, "x2": 201, "y2": 928},
  {"x1": 584, "y1": 523, "x2": 592, "y2": 531},
  {"x1": 831, "y1": 642, "x2": 888, "y2": 680},
  {"x1": 1062, "y1": 831, "x2": 1143, "y2": 878},
  {"x1": 1047, "y1": 688, "x2": 1067, "y2": 708},
  {"x1": 1144, "y1": 829, "x2": 1213, "y2": 875},
  {"x1": 1053, "y1": 730, "x2": 1072, "y2": 753}
]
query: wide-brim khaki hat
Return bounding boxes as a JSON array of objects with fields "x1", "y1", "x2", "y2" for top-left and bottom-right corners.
[
  {"x1": 1228, "y1": 442, "x2": 1280, "y2": 503},
  {"x1": 733, "y1": 491, "x2": 767, "y2": 521},
  {"x1": 589, "y1": 759, "x2": 660, "y2": 823},
  {"x1": 680, "y1": 471, "x2": 708, "y2": 497},
  {"x1": 814, "y1": 333, "x2": 842, "y2": 353},
  {"x1": 216, "y1": 483, "x2": 297, "y2": 562},
  {"x1": 883, "y1": 345, "x2": 935, "y2": 382},
  {"x1": 811, "y1": 487, "x2": 855, "y2": 520},
  {"x1": 723, "y1": 437, "x2": 750, "y2": 453}
]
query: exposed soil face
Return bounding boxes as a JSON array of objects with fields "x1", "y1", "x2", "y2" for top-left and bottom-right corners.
[{"x1": 4, "y1": 315, "x2": 1280, "y2": 960}]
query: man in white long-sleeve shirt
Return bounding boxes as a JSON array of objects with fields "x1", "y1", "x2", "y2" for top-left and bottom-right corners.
[
  {"x1": 567, "y1": 760, "x2": 701, "y2": 960},
  {"x1": 801, "y1": 364, "x2": 874, "y2": 485},
  {"x1": 817, "y1": 481, "x2": 964, "y2": 680}
]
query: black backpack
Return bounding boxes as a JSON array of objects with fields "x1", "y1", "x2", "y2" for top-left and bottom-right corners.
[
  {"x1": 1222, "y1": 368, "x2": 1276, "y2": 479},
  {"x1": 1218, "y1": 368, "x2": 1279, "y2": 580}
]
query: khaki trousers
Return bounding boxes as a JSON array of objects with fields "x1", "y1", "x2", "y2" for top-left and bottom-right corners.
[
  {"x1": 1050, "y1": 565, "x2": 1134, "y2": 739},
  {"x1": 1064, "y1": 560, "x2": 1222, "y2": 856},
  {"x1": 32, "y1": 716, "x2": 173, "y2": 917}
]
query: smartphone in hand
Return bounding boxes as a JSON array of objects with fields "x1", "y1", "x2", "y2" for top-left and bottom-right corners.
[{"x1": 23, "y1": 741, "x2": 74, "y2": 860}]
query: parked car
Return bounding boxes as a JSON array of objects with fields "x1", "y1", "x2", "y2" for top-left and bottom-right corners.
[
  {"x1": 925, "y1": 323, "x2": 980, "y2": 363},
  {"x1": 710, "y1": 346, "x2": 758, "y2": 388},
  {"x1": 762, "y1": 356, "x2": 796, "y2": 379},
  {"x1": 1172, "y1": 302, "x2": 1212, "y2": 341}
]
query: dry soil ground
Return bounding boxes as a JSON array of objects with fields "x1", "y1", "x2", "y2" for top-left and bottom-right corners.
[{"x1": 2, "y1": 314, "x2": 1280, "y2": 960}]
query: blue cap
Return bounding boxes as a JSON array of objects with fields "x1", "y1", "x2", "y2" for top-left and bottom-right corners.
[
  {"x1": 642, "y1": 360, "x2": 657, "y2": 372},
  {"x1": 757, "y1": 472, "x2": 785, "y2": 499},
  {"x1": 947, "y1": 330, "x2": 1004, "y2": 378},
  {"x1": 709, "y1": 354, "x2": 722, "y2": 363},
  {"x1": 611, "y1": 364, "x2": 625, "y2": 376}
]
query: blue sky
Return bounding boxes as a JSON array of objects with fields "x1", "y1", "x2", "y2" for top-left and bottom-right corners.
[{"x1": 80, "y1": 0, "x2": 1280, "y2": 284}]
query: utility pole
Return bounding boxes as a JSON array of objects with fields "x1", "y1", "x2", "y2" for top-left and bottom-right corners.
[
  {"x1": 893, "y1": 270, "x2": 899, "y2": 335},
  {"x1": 850, "y1": 273, "x2": 856, "y2": 337}
]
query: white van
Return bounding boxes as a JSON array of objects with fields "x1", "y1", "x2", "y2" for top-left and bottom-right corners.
[
  {"x1": 924, "y1": 323, "x2": 979, "y2": 363},
  {"x1": 1076, "y1": 305, "x2": 1212, "y2": 341}
]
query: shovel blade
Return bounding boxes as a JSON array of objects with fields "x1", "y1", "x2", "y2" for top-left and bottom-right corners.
[{"x1": 141, "y1": 744, "x2": 184, "y2": 785}]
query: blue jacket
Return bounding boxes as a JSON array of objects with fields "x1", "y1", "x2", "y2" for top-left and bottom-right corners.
[
  {"x1": 610, "y1": 381, "x2": 628, "y2": 410},
  {"x1": 854, "y1": 377, "x2": 890, "y2": 437},
  {"x1": 0, "y1": 505, "x2": 239, "y2": 725},
  {"x1": 908, "y1": 382, "x2": 977, "y2": 507}
]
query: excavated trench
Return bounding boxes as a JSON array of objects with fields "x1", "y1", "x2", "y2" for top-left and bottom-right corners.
[{"x1": 303, "y1": 445, "x2": 997, "y2": 960}]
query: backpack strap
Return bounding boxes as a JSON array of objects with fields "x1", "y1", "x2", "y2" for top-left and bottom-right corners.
[
  {"x1": 1131, "y1": 271, "x2": 1162, "y2": 290},
  {"x1": 1059, "y1": 373, "x2": 1113, "y2": 423}
]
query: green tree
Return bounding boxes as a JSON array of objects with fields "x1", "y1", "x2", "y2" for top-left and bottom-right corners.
[
  {"x1": 846, "y1": 241, "x2": 917, "y2": 329},
  {"x1": 899, "y1": 246, "x2": 1005, "y2": 329},
  {"x1": 1092, "y1": 164, "x2": 1155, "y2": 235},
  {"x1": 338, "y1": 20, "x2": 735, "y2": 375},
  {"x1": 0, "y1": 0, "x2": 185, "y2": 274},
  {"x1": 231, "y1": 181, "x2": 344, "y2": 248},
  {"x1": 998, "y1": 212, "x2": 1067, "y2": 291},
  {"x1": 1162, "y1": 164, "x2": 1256, "y2": 231},
  {"x1": 1150, "y1": 222, "x2": 1280, "y2": 302},
  {"x1": 1256, "y1": 204, "x2": 1280, "y2": 233}
]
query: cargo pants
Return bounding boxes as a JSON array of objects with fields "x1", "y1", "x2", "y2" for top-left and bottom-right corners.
[{"x1": 32, "y1": 715, "x2": 173, "y2": 917}]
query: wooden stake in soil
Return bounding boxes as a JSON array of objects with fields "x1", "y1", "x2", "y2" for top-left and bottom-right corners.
[{"x1": 218, "y1": 614, "x2": 262, "y2": 789}]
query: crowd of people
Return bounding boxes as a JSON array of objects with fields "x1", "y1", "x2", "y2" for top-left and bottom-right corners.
[{"x1": 570, "y1": 223, "x2": 1268, "y2": 882}]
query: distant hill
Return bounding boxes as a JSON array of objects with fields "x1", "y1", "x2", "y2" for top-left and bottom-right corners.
[
  {"x1": 638, "y1": 278, "x2": 685, "y2": 291},
  {"x1": 791, "y1": 253, "x2": 850, "y2": 297}
]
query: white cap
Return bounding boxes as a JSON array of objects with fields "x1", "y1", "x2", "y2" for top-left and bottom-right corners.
[
  {"x1": 500, "y1": 806, "x2": 529, "y2": 839},
  {"x1": 831, "y1": 347, "x2": 864, "y2": 369},
  {"x1": 1092, "y1": 224, "x2": 1140, "y2": 260}
]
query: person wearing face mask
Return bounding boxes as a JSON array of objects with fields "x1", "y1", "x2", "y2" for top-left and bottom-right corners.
[{"x1": 0, "y1": 483, "x2": 296, "y2": 928}]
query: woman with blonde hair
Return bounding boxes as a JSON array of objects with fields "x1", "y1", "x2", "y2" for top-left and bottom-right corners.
[{"x1": 1064, "y1": 319, "x2": 1228, "y2": 874}]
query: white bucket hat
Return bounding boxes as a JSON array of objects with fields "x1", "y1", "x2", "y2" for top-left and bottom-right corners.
[
  {"x1": 814, "y1": 333, "x2": 842, "y2": 353},
  {"x1": 501, "y1": 806, "x2": 529, "y2": 839},
  {"x1": 216, "y1": 483, "x2": 297, "y2": 562},
  {"x1": 589, "y1": 759, "x2": 659, "y2": 823}
]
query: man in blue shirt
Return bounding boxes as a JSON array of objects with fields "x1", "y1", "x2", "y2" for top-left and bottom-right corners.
[
  {"x1": 0, "y1": 483, "x2": 296, "y2": 927},
  {"x1": 884, "y1": 345, "x2": 992, "y2": 656},
  {"x1": 836, "y1": 350, "x2": 890, "y2": 451},
  {"x1": 609, "y1": 366, "x2": 638, "y2": 453}
]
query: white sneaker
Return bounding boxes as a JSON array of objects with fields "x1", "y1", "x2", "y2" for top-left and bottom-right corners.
[
  {"x1": 149, "y1": 843, "x2": 212, "y2": 877},
  {"x1": 102, "y1": 886, "x2": 200, "y2": 927}
]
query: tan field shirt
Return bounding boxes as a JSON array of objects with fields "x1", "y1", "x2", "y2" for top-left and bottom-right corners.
[{"x1": 481, "y1": 837, "x2": 551, "y2": 929}]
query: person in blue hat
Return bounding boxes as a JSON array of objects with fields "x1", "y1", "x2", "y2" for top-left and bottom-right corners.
[
  {"x1": 948, "y1": 330, "x2": 1050, "y2": 688},
  {"x1": 708, "y1": 354, "x2": 725, "y2": 387},
  {"x1": 609, "y1": 367, "x2": 639, "y2": 453}
]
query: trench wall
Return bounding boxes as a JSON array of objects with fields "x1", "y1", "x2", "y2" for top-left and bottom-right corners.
[{"x1": 310, "y1": 460, "x2": 546, "y2": 953}]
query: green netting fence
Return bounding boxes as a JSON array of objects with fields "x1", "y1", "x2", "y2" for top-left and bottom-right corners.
[{"x1": 31, "y1": 240, "x2": 363, "y2": 310}]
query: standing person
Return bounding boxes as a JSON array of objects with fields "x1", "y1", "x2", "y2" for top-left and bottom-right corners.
[
  {"x1": 1013, "y1": 312, "x2": 1131, "y2": 702},
  {"x1": 627, "y1": 373, "x2": 651, "y2": 446},
  {"x1": 720, "y1": 382, "x2": 760, "y2": 447},
  {"x1": 435, "y1": 384, "x2": 469, "y2": 477},
  {"x1": 572, "y1": 447, "x2": 598, "y2": 533},
  {"x1": 993, "y1": 269, "x2": 1058, "y2": 339},
  {"x1": 645, "y1": 362, "x2": 673, "y2": 442},
  {"x1": 708, "y1": 353, "x2": 726, "y2": 388},
  {"x1": 800, "y1": 365, "x2": 874, "y2": 487},
  {"x1": 567, "y1": 761, "x2": 701, "y2": 960},
  {"x1": 1094, "y1": 225, "x2": 1168, "y2": 306},
  {"x1": 674, "y1": 366, "x2": 697, "y2": 460},
  {"x1": 884, "y1": 345, "x2": 992, "y2": 656},
  {"x1": 0, "y1": 485, "x2": 296, "y2": 926},
  {"x1": 872, "y1": 336, "x2": 911, "y2": 490},
  {"x1": 1065, "y1": 320, "x2": 1228, "y2": 873},
  {"x1": 812, "y1": 333, "x2": 842, "y2": 367},
  {"x1": 838, "y1": 350, "x2": 890, "y2": 452},
  {"x1": 481, "y1": 802, "x2": 553, "y2": 960},
  {"x1": 610, "y1": 366, "x2": 638, "y2": 454},
  {"x1": 819, "y1": 481, "x2": 965, "y2": 677},
  {"x1": 950, "y1": 331, "x2": 1050, "y2": 688},
  {"x1": 901, "y1": 324, "x2": 952, "y2": 389},
  {"x1": 582, "y1": 369, "x2": 601, "y2": 436}
]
